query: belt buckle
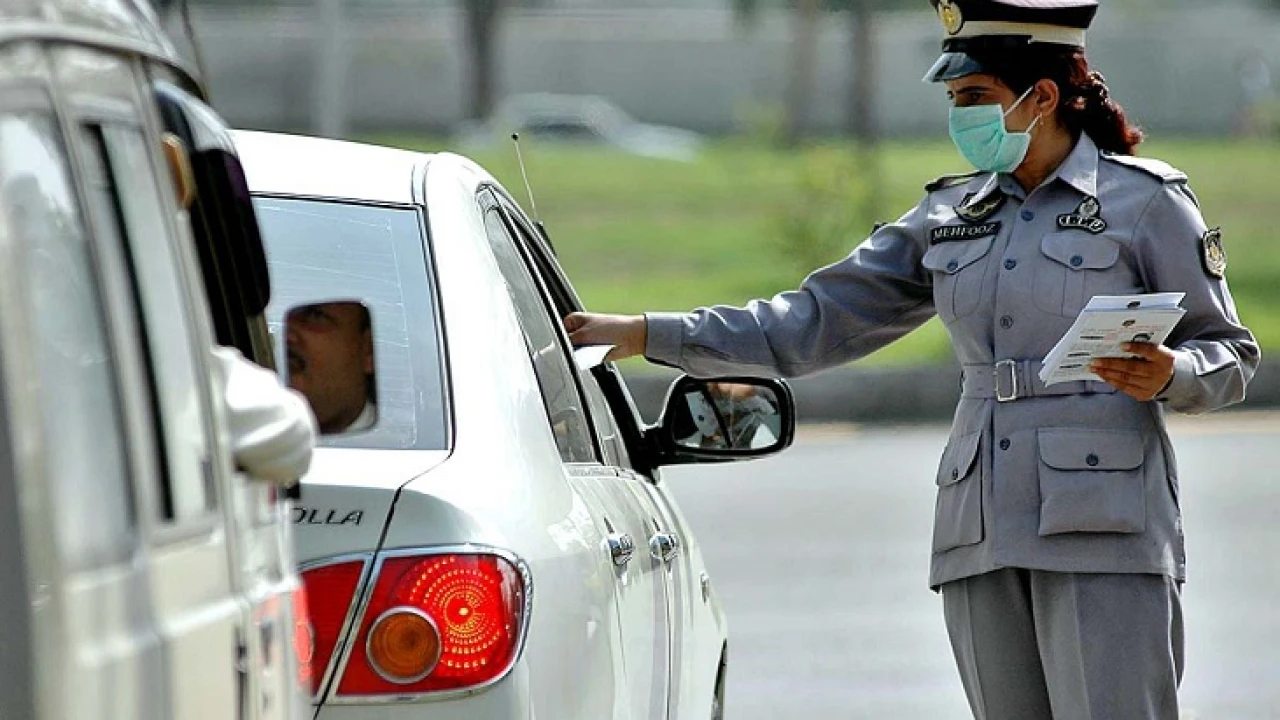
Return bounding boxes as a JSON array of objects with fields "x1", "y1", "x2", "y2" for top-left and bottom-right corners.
[{"x1": 994, "y1": 360, "x2": 1019, "y2": 403}]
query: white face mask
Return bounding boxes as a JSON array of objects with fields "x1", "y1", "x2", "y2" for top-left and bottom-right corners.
[{"x1": 948, "y1": 86, "x2": 1042, "y2": 173}]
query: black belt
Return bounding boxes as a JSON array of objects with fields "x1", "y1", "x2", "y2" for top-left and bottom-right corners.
[{"x1": 961, "y1": 360, "x2": 1115, "y2": 402}]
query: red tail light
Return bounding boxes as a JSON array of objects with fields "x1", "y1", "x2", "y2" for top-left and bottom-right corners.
[
  {"x1": 298, "y1": 560, "x2": 366, "y2": 697},
  {"x1": 337, "y1": 552, "x2": 528, "y2": 697},
  {"x1": 291, "y1": 585, "x2": 314, "y2": 693}
]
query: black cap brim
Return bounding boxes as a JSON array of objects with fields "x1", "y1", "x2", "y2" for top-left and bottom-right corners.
[{"x1": 922, "y1": 51, "x2": 987, "y2": 83}]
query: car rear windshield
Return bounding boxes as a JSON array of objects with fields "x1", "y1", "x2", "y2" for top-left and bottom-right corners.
[{"x1": 256, "y1": 197, "x2": 448, "y2": 451}]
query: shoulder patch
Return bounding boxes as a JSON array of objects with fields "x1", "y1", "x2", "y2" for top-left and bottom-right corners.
[
  {"x1": 1100, "y1": 152, "x2": 1188, "y2": 184},
  {"x1": 925, "y1": 171, "x2": 982, "y2": 193},
  {"x1": 1201, "y1": 227, "x2": 1227, "y2": 279}
]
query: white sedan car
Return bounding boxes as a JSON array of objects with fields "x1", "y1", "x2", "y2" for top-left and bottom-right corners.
[{"x1": 234, "y1": 131, "x2": 796, "y2": 720}]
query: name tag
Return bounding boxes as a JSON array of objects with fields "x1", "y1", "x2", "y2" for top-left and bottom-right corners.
[{"x1": 931, "y1": 222, "x2": 1001, "y2": 244}]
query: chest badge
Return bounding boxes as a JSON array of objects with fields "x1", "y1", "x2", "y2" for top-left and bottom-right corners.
[
  {"x1": 954, "y1": 192, "x2": 1005, "y2": 223},
  {"x1": 1057, "y1": 197, "x2": 1108, "y2": 234},
  {"x1": 1201, "y1": 227, "x2": 1227, "y2": 278}
]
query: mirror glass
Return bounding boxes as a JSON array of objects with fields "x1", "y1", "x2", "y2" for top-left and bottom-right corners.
[
  {"x1": 284, "y1": 301, "x2": 378, "y2": 436},
  {"x1": 670, "y1": 381, "x2": 784, "y2": 452}
]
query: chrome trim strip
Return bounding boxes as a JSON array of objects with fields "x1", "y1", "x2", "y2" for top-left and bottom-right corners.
[
  {"x1": 297, "y1": 553, "x2": 374, "y2": 704},
  {"x1": 325, "y1": 544, "x2": 534, "y2": 706},
  {"x1": 364, "y1": 606, "x2": 443, "y2": 685}
]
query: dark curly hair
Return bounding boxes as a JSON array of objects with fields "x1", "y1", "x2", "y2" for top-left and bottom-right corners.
[{"x1": 967, "y1": 45, "x2": 1144, "y2": 155}]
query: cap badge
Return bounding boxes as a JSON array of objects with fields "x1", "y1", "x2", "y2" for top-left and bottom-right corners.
[
  {"x1": 939, "y1": 0, "x2": 965, "y2": 36},
  {"x1": 1056, "y1": 197, "x2": 1107, "y2": 234},
  {"x1": 1201, "y1": 227, "x2": 1227, "y2": 278}
]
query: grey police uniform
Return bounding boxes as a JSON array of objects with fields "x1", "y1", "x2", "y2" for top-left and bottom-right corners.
[
  {"x1": 645, "y1": 130, "x2": 1258, "y2": 587},
  {"x1": 642, "y1": 133, "x2": 1258, "y2": 719},
  {"x1": 642, "y1": 0, "x2": 1260, "y2": 714}
]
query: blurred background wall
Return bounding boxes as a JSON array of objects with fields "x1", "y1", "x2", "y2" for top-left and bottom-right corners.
[{"x1": 170, "y1": 2, "x2": 1280, "y2": 139}]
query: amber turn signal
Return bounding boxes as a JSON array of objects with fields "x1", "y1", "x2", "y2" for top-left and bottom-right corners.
[{"x1": 366, "y1": 608, "x2": 443, "y2": 684}]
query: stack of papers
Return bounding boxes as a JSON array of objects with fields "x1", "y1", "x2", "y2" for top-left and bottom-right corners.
[{"x1": 1039, "y1": 293, "x2": 1185, "y2": 386}]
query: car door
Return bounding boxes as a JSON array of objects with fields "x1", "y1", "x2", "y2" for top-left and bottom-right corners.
[
  {"x1": 478, "y1": 189, "x2": 672, "y2": 719},
  {"x1": 52, "y1": 45, "x2": 245, "y2": 720},
  {"x1": 490, "y1": 194, "x2": 704, "y2": 720}
]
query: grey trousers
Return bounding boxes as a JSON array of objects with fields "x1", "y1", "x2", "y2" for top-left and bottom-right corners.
[{"x1": 942, "y1": 568, "x2": 1184, "y2": 720}]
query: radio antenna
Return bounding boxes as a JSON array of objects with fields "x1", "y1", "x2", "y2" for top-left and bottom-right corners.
[{"x1": 511, "y1": 133, "x2": 541, "y2": 224}]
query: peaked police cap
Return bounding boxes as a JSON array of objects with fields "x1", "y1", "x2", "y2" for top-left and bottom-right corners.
[{"x1": 923, "y1": 0, "x2": 1099, "y2": 82}]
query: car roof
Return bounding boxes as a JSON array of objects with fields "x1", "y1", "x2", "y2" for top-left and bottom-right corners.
[
  {"x1": 2, "y1": 0, "x2": 179, "y2": 64},
  {"x1": 233, "y1": 130, "x2": 432, "y2": 205}
]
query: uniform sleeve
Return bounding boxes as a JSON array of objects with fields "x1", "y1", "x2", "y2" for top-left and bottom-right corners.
[
  {"x1": 1134, "y1": 183, "x2": 1260, "y2": 414},
  {"x1": 211, "y1": 345, "x2": 318, "y2": 485},
  {"x1": 644, "y1": 198, "x2": 936, "y2": 378}
]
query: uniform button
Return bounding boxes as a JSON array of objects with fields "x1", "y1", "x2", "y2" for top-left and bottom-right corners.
[
  {"x1": 951, "y1": 468, "x2": 960, "y2": 481},
  {"x1": 1070, "y1": 255, "x2": 1084, "y2": 267},
  {"x1": 1000, "y1": 315, "x2": 1014, "y2": 329},
  {"x1": 1004, "y1": 259, "x2": 1018, "y2": 270},
  {"x1": 1086, "y1": 453, "x2": 1100, "y2": 467},
  {"x1": 946, "y1": 260, "x2": 959, "y2": 272},
  {"x1": 999, "y1": 438, "x2": 1011, "y2": 451},
  {"x1": 1020, "y1": 210, "x2": 1035, "y2": 221}
]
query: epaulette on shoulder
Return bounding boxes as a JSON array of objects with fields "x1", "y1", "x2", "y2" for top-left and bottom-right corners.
[
  {"x1": 925, "y1": 171, "x2": 982, "y2": 193},
  {"x1": 1100, "y1": 152, "x2": 1188, "y2": 184}
]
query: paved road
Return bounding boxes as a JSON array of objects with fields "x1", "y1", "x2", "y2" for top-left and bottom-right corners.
[{"x1": 662, "y1": 412, "x2": 1280, "y2": 720}]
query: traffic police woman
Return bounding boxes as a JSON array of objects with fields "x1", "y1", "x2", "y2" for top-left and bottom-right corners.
[{"x1": 565, "y1": 0, "x2": 1258, "y2": 717}]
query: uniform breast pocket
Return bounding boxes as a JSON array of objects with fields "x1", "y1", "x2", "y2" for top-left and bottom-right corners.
[
  {"x1": 1033, "y1": 234, "x2": 1141, "y2": 317},
  {"x1": 922, "y1": 237, "x2": 995, "y2": 321},
  {"x1": 1036, "y1": 428, "x2": 1147, "y2": 536}
]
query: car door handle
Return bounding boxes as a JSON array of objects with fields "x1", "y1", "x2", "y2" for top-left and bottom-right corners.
[
  {"x1": 607, "y1": 532, "x2": 636, "y2": 567},
  {"x1": 649, "y1": 532, "x2": 680, "y2": 564}
]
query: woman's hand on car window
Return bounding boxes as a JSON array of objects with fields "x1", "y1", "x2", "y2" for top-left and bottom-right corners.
[{"x1": 563, "y1": 312, "x2": 647, "y2": 362}]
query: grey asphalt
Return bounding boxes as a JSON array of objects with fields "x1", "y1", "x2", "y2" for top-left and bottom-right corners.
[{"x1": 662, "y1": 413, "x2": 1280, "y2": 720}]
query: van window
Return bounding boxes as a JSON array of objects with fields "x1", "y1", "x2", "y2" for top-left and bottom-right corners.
[
  {"x1": 0, "y1": 113, "x2": 135, "y2": 569},
  {"x1": 94, "y1": 124, "x2": 218, "y2": 522}
]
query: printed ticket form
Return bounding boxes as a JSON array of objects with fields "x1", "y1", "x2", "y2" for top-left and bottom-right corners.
[{"x1": 1039, "y1": 293, "x2": 1186, "y2": 386}]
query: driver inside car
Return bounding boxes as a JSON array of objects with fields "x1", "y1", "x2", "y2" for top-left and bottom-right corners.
[{"x1": 285, "y1": 302, "x2": 377, "y2": 434}]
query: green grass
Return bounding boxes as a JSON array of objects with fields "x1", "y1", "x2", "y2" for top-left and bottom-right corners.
[{"x1": 373, "y1": 134, "x2": 1279, "y2": 368}]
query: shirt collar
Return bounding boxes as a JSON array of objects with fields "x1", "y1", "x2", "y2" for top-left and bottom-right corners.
[
  {"x1": 963, "y1": 172, "x2": 1004, "y2": 206},
  {"x1": 991, "y1": 133, "x2": 1099, "y2": 200},
  {"x1": 347, "y1": 401, "x2": 377, "y2": 433},
  {"x1": 1045, "y1": 132, "x2": 1100, "y2": 198}
]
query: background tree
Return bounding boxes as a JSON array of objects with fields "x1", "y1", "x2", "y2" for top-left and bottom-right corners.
[
  {"x1": 731, "y1": 0, "x2": 915, "y2": 147},
  {"x1": 463, "y1": 0, "x2": 503, "y2": 121}
]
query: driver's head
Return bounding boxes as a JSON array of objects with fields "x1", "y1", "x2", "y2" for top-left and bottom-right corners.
[{"x1": 286, "y1": 302, "x2": 373, "y2": 433}]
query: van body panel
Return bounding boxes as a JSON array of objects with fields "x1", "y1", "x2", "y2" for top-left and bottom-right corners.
[{"x1": 0, "y1": 3, "x2": 310, "y2": 720}]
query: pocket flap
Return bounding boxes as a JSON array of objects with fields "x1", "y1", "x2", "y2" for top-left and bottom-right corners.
[
  {"x1": 1037, "y1": 428, "x2": 1144, "y2": 471},
  {"x1": 922, "y1": 236, "x2": 995, "y2": 275},
  {"x1": 1040, "y1": 233, "x2": 1120, "y2": 271},
  {"x1": 937, "y1": 431, "x2": 981, "y2": 486}
]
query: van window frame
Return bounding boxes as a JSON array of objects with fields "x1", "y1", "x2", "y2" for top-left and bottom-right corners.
[
  {"x1": 54, "y1": 56, "x2": 225, "y2": 542},
  {"x1": 0, "y1": 94, "x2": 145, "y2": 567}
]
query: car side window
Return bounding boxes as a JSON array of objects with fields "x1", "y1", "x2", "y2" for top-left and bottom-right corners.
[
  {"x1": 0, "y1": 112, "x2": 137, "y2": 569},
  {"x1": 577, "y1": 369, "x2": 632, "y2": 469},
  {"x1": 92, "y1": 123, "x2": 218, "y2": 522},
  {"x1": 491, "y1": 197, "x2": 645, "y2": 470},
  {"x1": 480, "y1": 206, "x2": 596, "y2": 463}
]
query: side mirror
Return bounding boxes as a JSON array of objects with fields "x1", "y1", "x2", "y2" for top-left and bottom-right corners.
[
  {"x1": 654, "y1": 375, "x2": 796, "y2": 463},
  {"x1": 282, "y1": 300, "x2": 378, "y2": 436}
]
